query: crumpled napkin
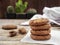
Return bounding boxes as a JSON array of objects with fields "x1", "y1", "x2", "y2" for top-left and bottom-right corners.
[
  {"x1": 43, "y1": 7, "x2": 60, "y2": 25},
  {"x1": 43, "y1": 7, "x2": 60, "y2": 20}
]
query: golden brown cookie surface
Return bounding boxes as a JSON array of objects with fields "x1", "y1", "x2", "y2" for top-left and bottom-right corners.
[
  {"x1": 2, "y1": 25, "x2": 17, "y2": 30},
  {"x1": 31, "y1": 30, "x2": 50, "y2": 35},
  {"x1": 31, "y1": 34, "x2": 51, "y2": 40},
  {"x1": 30, "y1": 24, "x2": 51, "y2": 30},
  {"x1": 29, "y1": 18, "x2": 49, "y2": 26}
]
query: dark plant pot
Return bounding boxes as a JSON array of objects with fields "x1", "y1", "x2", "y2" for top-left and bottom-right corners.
[
  {"x1": 16, "y1": 13, "x2": 26, "y2": 19},
  {"x1": 26, "y1": 13, "x2": 36, "y2": 19},
  {"x1": 5, "y1": 13, "x2": 16, "y2": 19}
]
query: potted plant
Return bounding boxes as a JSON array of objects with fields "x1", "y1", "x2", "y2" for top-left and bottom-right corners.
[
  {"x1": 26, "y1": 8, "x2": 37, "y2": 19},
  {"x1": 15, "y1": 0, "x2": 28, "y2": 19},
  {"x1": 5, "y1": 5, "x2": 16, "y2": 19}
]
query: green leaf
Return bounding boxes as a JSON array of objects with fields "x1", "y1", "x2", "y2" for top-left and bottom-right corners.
[
  {"x1": 24, "y1": 2, "x2": 28, "y2": 7},
  {"x1": 15, "y1": 0, "x2": 28, "y2": 13}
]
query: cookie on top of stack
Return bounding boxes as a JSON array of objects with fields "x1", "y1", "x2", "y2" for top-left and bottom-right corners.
[{"x1": 29, "y1": 18, "x2": 51, "y2": 40}]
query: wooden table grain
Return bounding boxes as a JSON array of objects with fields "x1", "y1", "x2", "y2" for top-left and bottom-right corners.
[{"x1": 0, "y1": 19, "x2": 60, "y2": 45}]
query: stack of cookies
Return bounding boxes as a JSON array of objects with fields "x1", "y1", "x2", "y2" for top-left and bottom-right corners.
[{"x1": 29, "y1": 18, "x2": 51, "y2": 40}]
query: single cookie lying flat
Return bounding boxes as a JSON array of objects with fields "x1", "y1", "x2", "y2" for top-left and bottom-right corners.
[
  {"x1": 29, "y1": 18, "x2": 49, "y2": 26},
  {"x1": 2, "y1": 25, "x2": 17, "y2": 30}
]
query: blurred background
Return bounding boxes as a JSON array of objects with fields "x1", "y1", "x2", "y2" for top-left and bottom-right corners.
[{"x1": 0, "y1": 0, "x2": 60, "y2": 19}]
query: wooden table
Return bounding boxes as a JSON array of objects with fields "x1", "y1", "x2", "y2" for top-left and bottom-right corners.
[{"x1": 0, "y1": 19, "x2": 60, "y2": 45}]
